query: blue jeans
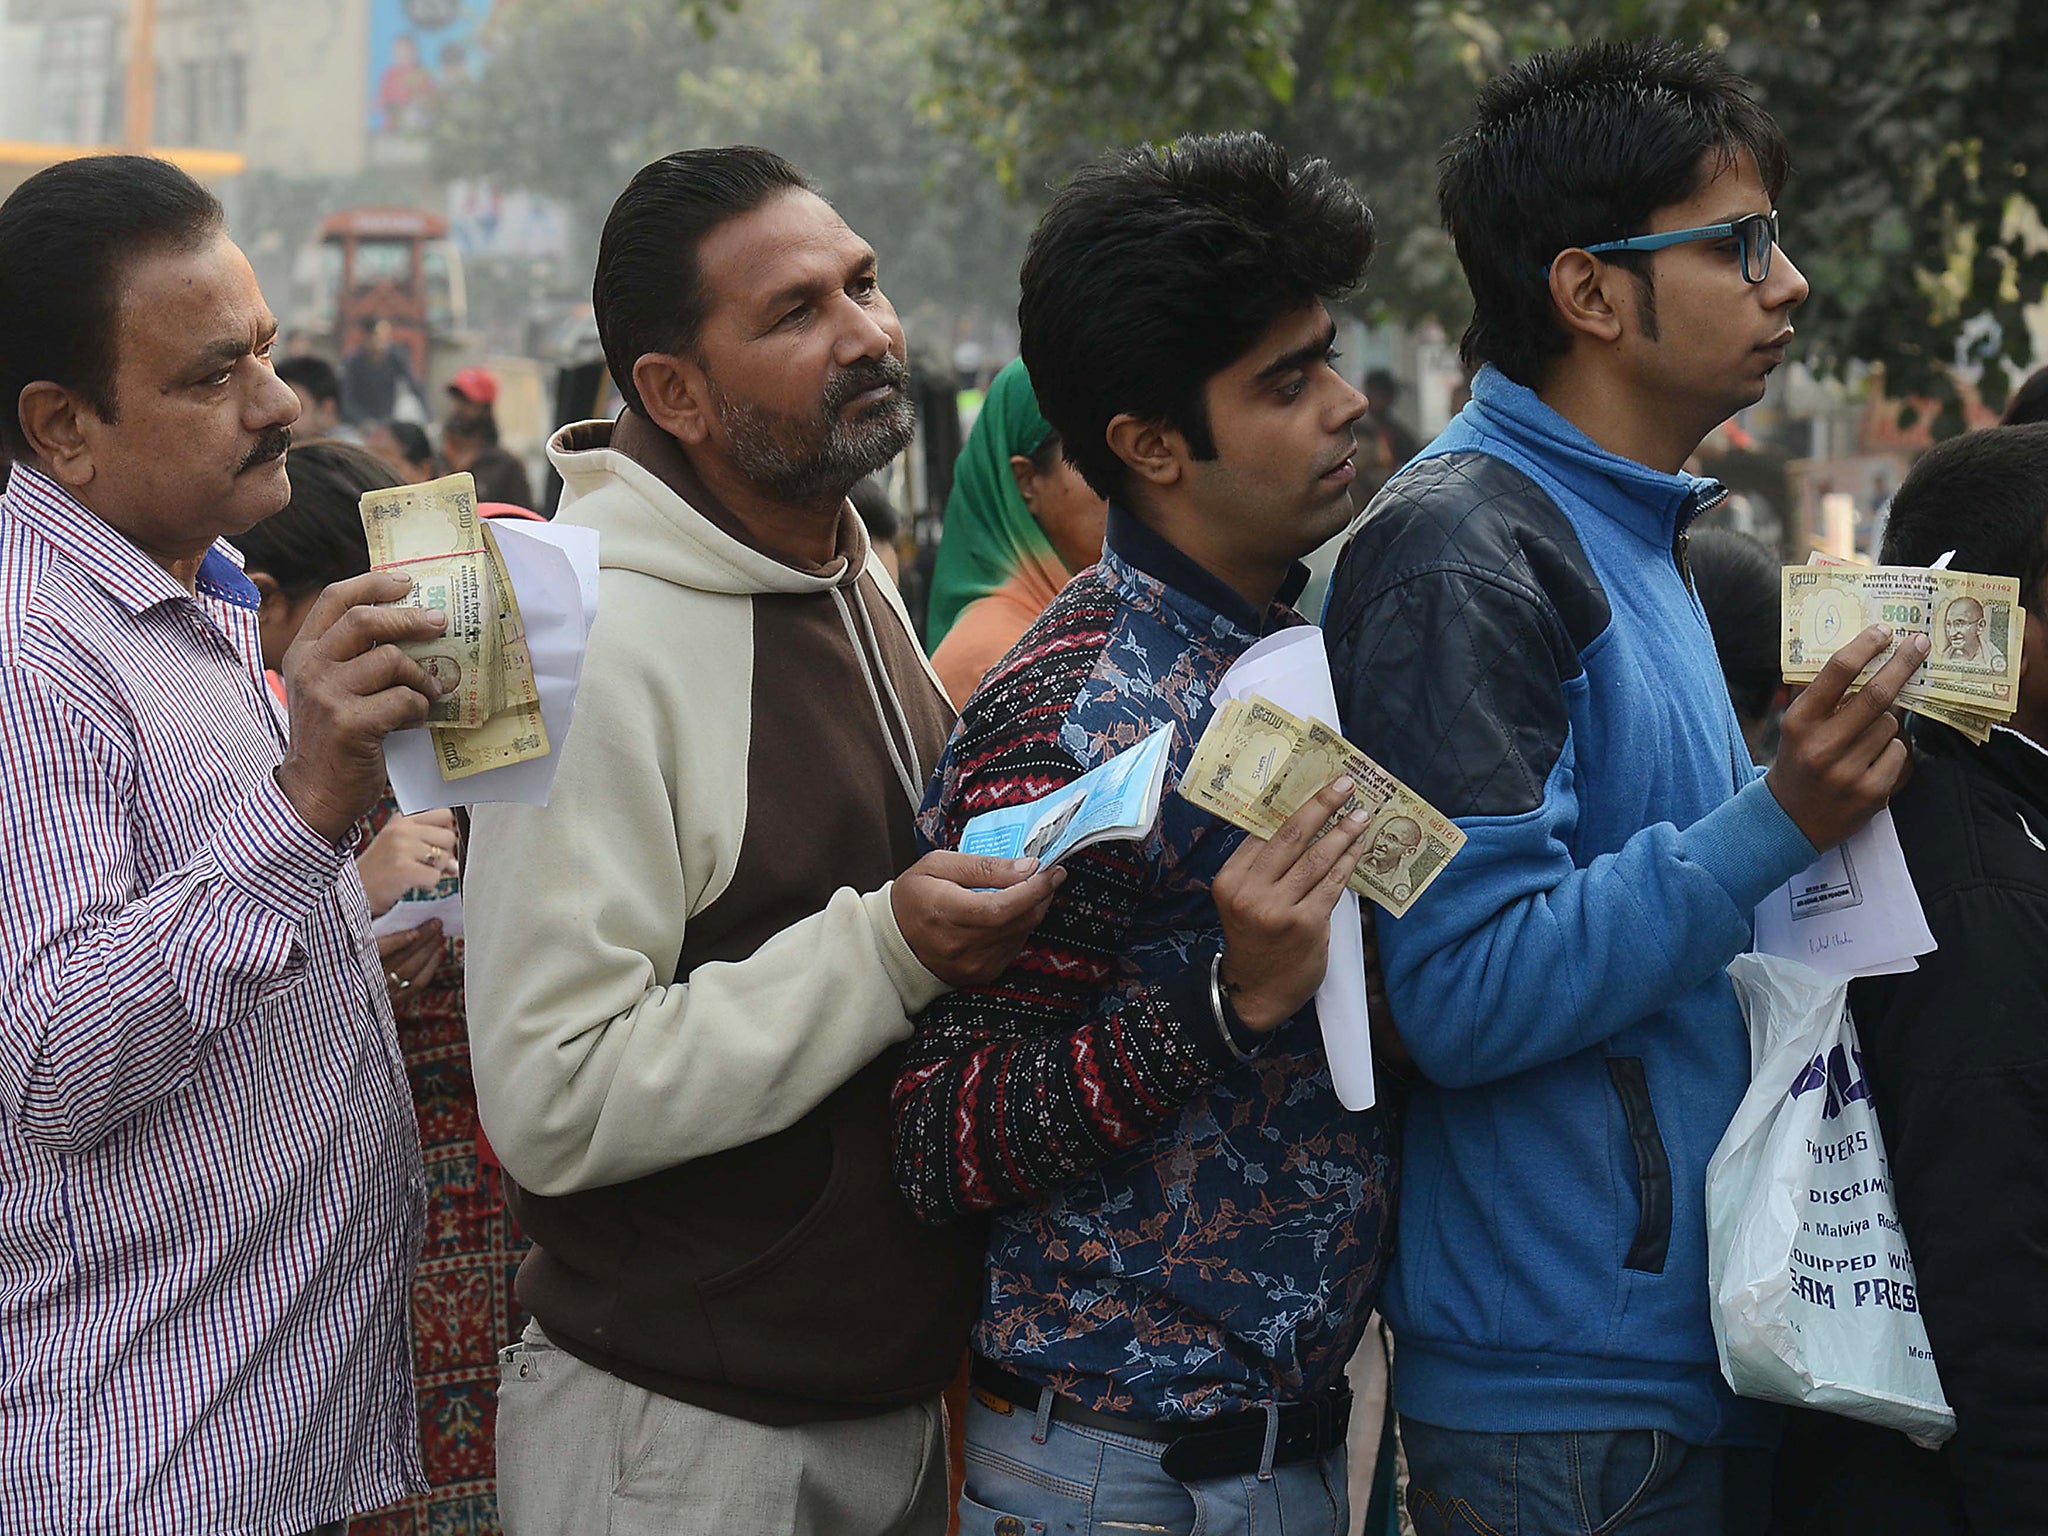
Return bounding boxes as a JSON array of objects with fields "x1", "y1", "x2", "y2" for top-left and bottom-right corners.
[
  {"x1": 958, "y1": 1393, "x2": 1349, "y2": 1536},
  {"x1": 1401, "y1": 1418, "x2": 1772, "y2": 1536}
]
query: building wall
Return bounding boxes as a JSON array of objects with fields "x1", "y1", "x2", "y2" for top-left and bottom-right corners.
[
  {"x1": 246, "y1": 0, "x2": 371, "y2": 177},
  {"x1": 152, "y1": 0, "x2": 249, "y2": 151},
  {"x1": 0, "y1": 0, "x2": 126, "y2": 145},
  {"x1": 0, "y1": 0, "x2": 367, "y2": 174},
  {"x1": 0, "y1": 23, "x2": 48, "y2": 142}
]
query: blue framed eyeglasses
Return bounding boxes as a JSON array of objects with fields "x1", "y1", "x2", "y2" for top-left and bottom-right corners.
[{"x1": 1549, "y1": 210, "x2": 1780, "y2": 284}]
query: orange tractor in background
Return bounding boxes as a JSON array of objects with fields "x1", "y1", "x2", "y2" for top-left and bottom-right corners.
[{"x1": 306, "y1": 205, "x2": 468, "y2": 386}]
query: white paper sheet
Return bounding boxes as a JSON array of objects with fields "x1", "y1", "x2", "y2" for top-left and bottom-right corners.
[
  {"x1": 370, "y1": 887, "x2": 465, "y2": 939},
  {"x1": 1753, "y1": 808, "x2": 1936, "y2": 979},
  {"x1": 385, "y1": 519, "x2": 600, "y2": 812},
  {"x1": 1213, "y1": 627, "x2": 1375, "y2": 1110}
]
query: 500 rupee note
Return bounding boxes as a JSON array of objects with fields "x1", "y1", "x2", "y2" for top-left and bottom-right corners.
[
  {"x1": 433, "y1": 697, "x2": 548, "y2": 781},
  {"x1": 1798, "y1": 550, "x2": 1992, "y2": 739},
  {"x1": 360, "y1": 472, "x2": 500, "y2": 730},
  {"x1": 1897, "y1": 694, "x2": 1994, "y2": 745},
  {"x1": 1179, "y1": 695, "x2": 1466, "y2": 917},
  {"x1": 1782, "y1": 564, "x2": 2023, "y2": 716},
  {"x1": 1181, "y1": 697, "x2": 1298, "y2": 834},
  {"x1": 429, "y1": 523, "x2": 550, "y2": 780},
  {"x1": 1256, "y1": 716, "x2": 1467, "y2": 916},
  {"x1": 481, "y1": 522, "x2": 542, "y2": 712}
]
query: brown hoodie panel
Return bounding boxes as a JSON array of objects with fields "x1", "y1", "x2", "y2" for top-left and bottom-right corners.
[
  {"x1": 507, "y1": 416, "x2": 980, "y2": 1425},
  {"x1": 856, "y1": 575, "x2": 958, "y2": 777},
  {"x1": 681, "y1": 583, "x2": 936, "y2": 970}
]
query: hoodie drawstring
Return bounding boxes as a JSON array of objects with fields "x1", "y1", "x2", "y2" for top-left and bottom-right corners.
[{"x1": 832, "y1": 586, "x2": 924, "y2": 814}]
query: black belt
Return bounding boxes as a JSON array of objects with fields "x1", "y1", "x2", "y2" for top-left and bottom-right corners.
[{"x1": 969, "y1": 1357, "x2": 1350, "y2": 1482}]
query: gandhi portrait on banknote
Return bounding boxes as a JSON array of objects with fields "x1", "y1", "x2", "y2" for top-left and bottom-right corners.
[
  {"x1": 1939, "y1": 595, "x2": 2008, "y2": 674},
  {"x1": 417, "y1": 654, "x2": 466, "y2": 693},
  {"x1": 1363, "y1": 814, "x2": 1424, "y2": 877}
]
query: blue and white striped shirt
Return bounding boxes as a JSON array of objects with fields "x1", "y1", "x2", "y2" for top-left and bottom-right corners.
[{"x1": 0, "y1": 465, "x2": 424, "y2": 1534}]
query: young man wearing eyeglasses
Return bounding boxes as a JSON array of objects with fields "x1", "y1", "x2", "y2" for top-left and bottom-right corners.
[{"x1": 1325, "y1": 41, "x2": 1922, "y2": 1534}]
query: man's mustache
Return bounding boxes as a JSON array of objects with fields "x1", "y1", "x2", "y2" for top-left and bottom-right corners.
[
  {"x1": 824, "y1": 354, "x2": 910, "y2": 414},
  {"x1": 238, "y1": 426, "x2": 292, "y2": 473}
]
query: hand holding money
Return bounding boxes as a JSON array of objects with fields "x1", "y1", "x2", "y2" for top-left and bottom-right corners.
[
  {"x1": 359, "y1": 472, "x2": 495, "y2": 726},
  {"x1": 1782, "y1": 558, "x2": 2026, "y2": 741},
  {"x1": 1768, "y1": 620, "x2": 1922, "y2": 852},
  {"x1": 1180, "y1": 696, "x2": 1466, "y2": 917},
  {"x1": 359, "y1": 472, "x2": 549, "y2": 782},
  {"x1": 276, "y1": 570, "x2": 448, "y2": 843},
  {"x1": 1212, "y1": 777, "x2": 1377, "y2": 1031}
]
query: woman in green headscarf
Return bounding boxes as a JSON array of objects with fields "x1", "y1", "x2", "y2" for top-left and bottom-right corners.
[{"x1": 927, "y1": 358, "x2": 1108, "y2": 707}]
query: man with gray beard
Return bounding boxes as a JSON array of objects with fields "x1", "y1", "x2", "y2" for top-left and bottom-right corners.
[{"x1": 464, "y1": 147, "x2": 1062, "y2": 1536}]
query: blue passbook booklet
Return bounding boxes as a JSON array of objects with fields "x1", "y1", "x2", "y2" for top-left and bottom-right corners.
[{"x1": 958, "y1": 726, "x2": 1173, "y2": 867}]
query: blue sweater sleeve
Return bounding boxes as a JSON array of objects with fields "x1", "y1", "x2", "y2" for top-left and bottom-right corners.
[{"x1": 1332, "y1": 564, "x2": 1814, "y2": 1088}]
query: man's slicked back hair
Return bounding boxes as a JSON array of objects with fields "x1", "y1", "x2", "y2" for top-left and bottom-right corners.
[
  {"x1": 1018, "y1": 131, "x2": 1375, "y2": 503},
  {"x1": 0, "y1": 154, "x2": 224, "y2": 459},
  {"x1": 1881, "y1": 424, "x2": 2048, "y2": 617},
  {"x1": 1439, "y1": 41, "x2": 1789, "y2": 388},
  {"x1": 594, "y1": 146, "x2": 813, "y2": 418}
]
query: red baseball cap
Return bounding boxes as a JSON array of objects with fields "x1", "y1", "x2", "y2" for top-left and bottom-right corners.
[{"x1": 448, "y1": 365, "x2": 498, "y2": 405}]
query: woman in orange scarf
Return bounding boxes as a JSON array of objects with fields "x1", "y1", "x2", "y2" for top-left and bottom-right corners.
[{"x1": 926, "y1": 359, "x2": 1107, "y2": 706}]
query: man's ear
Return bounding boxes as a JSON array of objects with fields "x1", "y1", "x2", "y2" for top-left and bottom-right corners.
[
  {"x1": 16, "y1": 382, "x2": 95, "y2": 489},
  {"x1": 1103, "y1": 414, "x2": 1183, "y2": 492},
  {"x1": 1546, "y1": 250, "x2": 1627, "y2": 347},
  {"x1": 248, "y1": 570, "x2": 285, "y2": 608},
  {"x1": 632, "y1": 353, "x2": 713, "y2": 446}
]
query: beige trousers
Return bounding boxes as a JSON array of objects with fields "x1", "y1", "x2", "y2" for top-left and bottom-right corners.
[{"x1": 496, "y1": 1321, "x2": 948, "y2": 1536}]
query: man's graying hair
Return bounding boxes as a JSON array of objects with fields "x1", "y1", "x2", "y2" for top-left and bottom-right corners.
[
  {"x1": 0, "y1": 155, "x2": 224, "y2": 460},
  {"x1": 593, "y1": 147, "x2": 814, "y2": 418}
]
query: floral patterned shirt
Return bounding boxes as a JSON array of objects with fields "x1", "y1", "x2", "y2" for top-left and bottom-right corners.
[{"x1": 894, "y1": 506, "x2": 1399, "y2": 1420}]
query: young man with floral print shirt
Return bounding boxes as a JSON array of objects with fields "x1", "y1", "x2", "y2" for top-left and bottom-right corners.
[{"x1": 892, "y1": 132, "x2": 1398, "y2": 1534}]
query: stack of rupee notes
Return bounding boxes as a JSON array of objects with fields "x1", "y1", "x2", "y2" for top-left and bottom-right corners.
[
  {"x1": 1179, "y1": 695, "x2": 1465, "y2": 918},
  {"x1": 359, "y1": 471, "x2": 549, "y2": 782},
  {"x1": 1782, "y1": 551, "x2": 2025, "y2": 745}
]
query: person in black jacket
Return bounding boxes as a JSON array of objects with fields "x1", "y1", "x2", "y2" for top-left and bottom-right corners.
[{"x1": 1772, "y1": 423, "x2": 2048, "y2": 1534}]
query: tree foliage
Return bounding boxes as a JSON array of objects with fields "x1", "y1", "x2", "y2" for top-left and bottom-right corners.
[
  {"x1": 924, "y1": 0, "x2": 1719, "y2": 323},
  {"x1": 926, "y1": 0, "x2": 2048, "y2": 429},
  {"x1": 431, "y1": 0, "x2": 1038, "y2": 331},
  {"x1": 1721, "y1": 0, "x2": 2048, "y2": 423}
]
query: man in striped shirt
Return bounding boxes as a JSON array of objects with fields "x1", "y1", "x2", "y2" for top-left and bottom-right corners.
[{"x1": 0, "y1": 156, "x2": 450, "y2": 1534}]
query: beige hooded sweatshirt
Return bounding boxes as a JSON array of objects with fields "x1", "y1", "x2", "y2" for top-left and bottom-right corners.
[{"x1": 464, "y1": 413, "x2": 979, "y2": 1423}]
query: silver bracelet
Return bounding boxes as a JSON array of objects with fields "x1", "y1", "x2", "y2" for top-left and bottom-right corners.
[{"x1": 1209, "y1": 951, "x2": 1255, "y2": 1064}]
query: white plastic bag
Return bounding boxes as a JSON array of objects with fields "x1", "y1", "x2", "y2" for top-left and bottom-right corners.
[{"x1": 1706, "y1": 952, "x2": 1955, "y2": 1447}]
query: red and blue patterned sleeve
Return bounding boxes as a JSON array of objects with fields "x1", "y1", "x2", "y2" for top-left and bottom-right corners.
[{"x1": 890, "y1": 606, "x2": 1249, "y2": 1222}]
